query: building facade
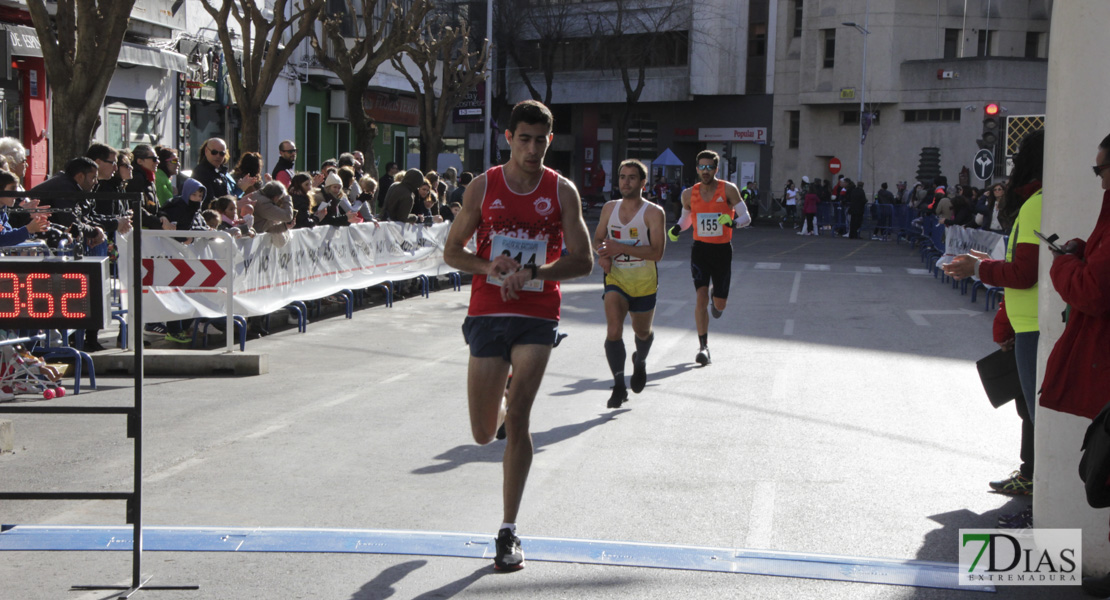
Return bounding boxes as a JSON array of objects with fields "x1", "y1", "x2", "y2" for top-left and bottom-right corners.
[
  {"x1": 772, "y1": 0, "x2": 1050, "y2": 194},
  {"x1": 500, "y1": 0, "x2": 775, "y2": 198}
]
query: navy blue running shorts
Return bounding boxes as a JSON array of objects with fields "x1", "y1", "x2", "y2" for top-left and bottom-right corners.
[
  {"x1": 462, "y1": 315, "x2": 559, "y2": 361},
  {"x1": 603, "y1": 284, "x2": 657, "y2": 313}
]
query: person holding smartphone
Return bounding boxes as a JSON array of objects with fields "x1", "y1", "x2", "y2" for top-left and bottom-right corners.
[{"x1": 943, "y1": 129, "x2": 1044, "y2": 528}]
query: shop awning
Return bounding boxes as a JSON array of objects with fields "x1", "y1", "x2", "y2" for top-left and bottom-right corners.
[{"x1": 4, "y1": 24, "x2": 186, "y2": 72}]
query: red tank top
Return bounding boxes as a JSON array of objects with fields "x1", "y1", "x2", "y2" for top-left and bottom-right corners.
[
  {"x1": 469, "y1": 165, "x2": 564, "y2": 320},
  {"x1": 691, "y1": 181, "x2": 734, "y2": 243}
]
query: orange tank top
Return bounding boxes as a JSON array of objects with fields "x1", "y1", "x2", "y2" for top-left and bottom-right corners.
[{"x1": 691, "y1": 181, "x2": 733, "y2": 243}]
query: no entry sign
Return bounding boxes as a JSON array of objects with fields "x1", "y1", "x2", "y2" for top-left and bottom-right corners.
[{"x1": 829, "y1": 157, "x2": 842, "y2": 174}]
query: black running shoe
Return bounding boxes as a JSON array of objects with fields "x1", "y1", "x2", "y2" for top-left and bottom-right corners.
[
  {"x1": 695, "y1": 346, "x2": 711, "y2": 366},
  {"x1": 607, "y1": 386, "x2": 628, "y2": 408},
  {"x1": 630, "y1": 352, "x2": 647, "y2": 394},
  {"x1": 494, "y1": 528, "x2": 524, "y2": 571}
]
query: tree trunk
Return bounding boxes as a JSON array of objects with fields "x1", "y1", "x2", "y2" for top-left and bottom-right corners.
[
  {"x1": 238, "y1": 103, "x2": 261, "y2": 155},
  {"x1": 422, "y1": 134, "x2": 444, "y2": 174},
  {"x1": 50, "y1": 90, "x2": 102, "y2": 168},
  {"x1": 346, "y1": 80, "x2": 380, "y2": 180}
]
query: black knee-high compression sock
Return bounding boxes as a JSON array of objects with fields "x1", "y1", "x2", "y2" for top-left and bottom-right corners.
[
  {"x1": 635, "y1": 332, "x2": 654, "y2": 362},
  {"x1": 698, "y1": 333, "x2": 708, "y2": 349},
  {"x1": 604, "y1": 339, "x2": 626, "y2": 388}
]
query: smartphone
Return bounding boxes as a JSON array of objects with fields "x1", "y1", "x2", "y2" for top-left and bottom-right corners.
[{"x1": 1033, "y1": 230, "x2": 1065, "y2": 253}]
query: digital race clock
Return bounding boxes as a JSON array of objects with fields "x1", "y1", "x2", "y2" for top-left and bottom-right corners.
[{"x1": 0, "y1": 256, "x2": 110, "y2": 330}]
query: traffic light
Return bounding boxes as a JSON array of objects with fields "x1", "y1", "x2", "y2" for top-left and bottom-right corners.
[{"x1": 978, "y1": 103, "x2": 1002, "y2": 151}]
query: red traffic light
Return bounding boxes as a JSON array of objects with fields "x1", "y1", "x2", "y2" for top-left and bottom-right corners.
[{"x1": 985, "y1": 103, "x2": 1000, "y2": 116}]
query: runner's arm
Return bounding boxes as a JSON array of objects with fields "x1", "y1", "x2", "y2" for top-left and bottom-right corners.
[
  {"x1": 725, "y1": 184, "x2": 752, "y2": 228},
  {"x1": 592, "y1": 201, "x2": 616, "y2": 249},
  {"x1": 443, "y1": 175, "x2": 520, "y2": 278}
]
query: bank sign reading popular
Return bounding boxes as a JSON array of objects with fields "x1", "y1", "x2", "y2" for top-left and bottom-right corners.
[
  {"x1": 959, "y1": 529, "x2": 1080, "y2": 586},
  {"x1": 698, "y1": 127, "x2": 768, "y2": 144}
]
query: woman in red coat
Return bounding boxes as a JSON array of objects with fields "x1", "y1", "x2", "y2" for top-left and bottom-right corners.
[{"x1": 1044, "y1": 133, "x2": 1110, "y2": 597}]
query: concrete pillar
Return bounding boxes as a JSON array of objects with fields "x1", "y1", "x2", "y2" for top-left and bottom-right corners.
[{"x1": 1035, "y1": 0, "x2": 1110, "y2": 575}]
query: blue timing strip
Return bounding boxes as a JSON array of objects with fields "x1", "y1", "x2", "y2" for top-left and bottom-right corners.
[{"x1": 0, "y1": 525, "x2": 992, "y2": 592}]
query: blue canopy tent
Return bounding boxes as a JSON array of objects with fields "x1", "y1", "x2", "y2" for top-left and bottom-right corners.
[{"x1": 652, "y1": 148, "x2": 683, "y2": 168}]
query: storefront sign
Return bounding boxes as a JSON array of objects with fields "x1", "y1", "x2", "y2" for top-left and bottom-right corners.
[
  {"x1": 453, "y1": 82, "x2": 484, "y2": 124},
  {"x1": 698, "y1": 127, "x2": 768, "y2": 144},
  {"x1": 363, "y1": 91, "x2": 419, "y2": 127}
]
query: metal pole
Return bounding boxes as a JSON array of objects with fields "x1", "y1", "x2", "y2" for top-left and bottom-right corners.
[
  {"x1": 985, "y1": 0, "x2": 991, "y2": 54},
  {"x1": 483, "y1": 0, "x2": 493, "y2": 172},
  {"x1": 131, "y1": 197, "x2": 144, "y2": 592},
  {"x1": 857, "y1": 0, "x2": 869, "y2": 184}
]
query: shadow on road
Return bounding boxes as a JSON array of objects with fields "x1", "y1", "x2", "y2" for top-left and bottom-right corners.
[
  {"x1": 410, "y1": 565, "x2": 491, "y2": 599},
  {"x1": 413, "y1": 410, "x2": 631, "y2": 474},
  {"x1": 349, "y1": 559, "x2": 427, "y2": 599}
]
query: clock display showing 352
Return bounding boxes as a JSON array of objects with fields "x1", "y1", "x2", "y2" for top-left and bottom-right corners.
[{"x1": 0, "y1": 256, "x2": 110, "y2": 330}]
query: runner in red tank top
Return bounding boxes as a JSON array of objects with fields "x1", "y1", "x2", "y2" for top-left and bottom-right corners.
[
  {"x1": 443, "y1": 100, "x2": 593, "y2": 572},
  {"x1": 666, "y1": 149, "x2": 749, "y2": 366}
]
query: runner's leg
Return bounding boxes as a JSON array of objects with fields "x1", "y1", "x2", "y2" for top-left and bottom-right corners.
[
  {"x1": 467, "y1": 356, "x2": 512, "y2": 445},
  {"x1": 604, "y1": 291, "x2": 630, "y2": 388},
  {"x1": 502, "y1": 342, "x2": 552, "y2": 524},
  {"x1": 695, "y1": 285, "x2": 710, "y2": 336}
]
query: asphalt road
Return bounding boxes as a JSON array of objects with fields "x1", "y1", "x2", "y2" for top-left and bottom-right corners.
[{"x1": 0, "y1": 220, "x2": 1088, "y2": 599}]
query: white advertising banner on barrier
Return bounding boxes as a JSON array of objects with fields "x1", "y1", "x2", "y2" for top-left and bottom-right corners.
[
  {"x1": 119, "y1": 223, "x2": 453, "y2": 323},
  {"x1": 935, "y1": 225, "x2": 1008, "y2": 272}
]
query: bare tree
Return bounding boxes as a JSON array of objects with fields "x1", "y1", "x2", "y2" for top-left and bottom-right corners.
[
  {"x1": 26, "y1": 0, "x2": 137, "y2": 166},
  {"x1": 200, "y1": 0, "x2": 325, "y2": 154},
  {"x1": 588, "y1": 0, "x2": 690, "y2": 173},
  {"x1": 311, "y1": 0, "x2": 431, "y2": 179},
  {"x1": 392, "y1": 13, "x2": 488, "y2": 173}
]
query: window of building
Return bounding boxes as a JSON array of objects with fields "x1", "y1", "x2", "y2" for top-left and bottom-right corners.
[
  {"x1": 903, "y1": 108, "x2": 961, "y2": 123},
  {"x1": 792, "y1": 0, "x2": 803, "y2": 38},
  {"x1": 788, "y1": 111, "x2": 799, "y2": 148},
  {"x1": 977, "y1": 29, "x2": 995, "y2": 57},
  {"x1": 305, "y1": 107, "x2": 321, "y2": 172},
  {"x1": 129, "y1": 109, "x2": 158, "y2": 144},
  {"x1": 1024, "y1": 31, "x2": 1045, "y2": 58},
  {"x1": 526, "y1": 31, "x2": 689, "y2": 72},
  {"x1": 944, "y1": 28, "x2": 960, "y2": 59},
  {"x1": 746, "y1": 2, "x2": 768, "y2": 95},
  {"x1": 106, "y1": 109, "x2": 128, "y2": 152},
  {"x1": 822, "y1": 29, "x2": 835, "y2": 68},
  {"x1": 841, "y1": 110, "x2": 880, "y2": 126},
  {"x1": 335, "y1": 122, "x2": 351, "y2": 157}
]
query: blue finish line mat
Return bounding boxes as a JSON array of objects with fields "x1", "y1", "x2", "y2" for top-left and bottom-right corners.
[{"x1": 0, "y1": 525, "x2": 993, "y2": 592}]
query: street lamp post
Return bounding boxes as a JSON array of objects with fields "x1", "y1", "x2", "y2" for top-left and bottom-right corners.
[{"x1": 843, "y1": 7, "x2": 870, "y2": 184}]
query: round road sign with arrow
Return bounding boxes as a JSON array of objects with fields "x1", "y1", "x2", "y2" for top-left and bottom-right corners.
[{"x1": 974, "y1": 149, "x2": 994, "y2": 181}]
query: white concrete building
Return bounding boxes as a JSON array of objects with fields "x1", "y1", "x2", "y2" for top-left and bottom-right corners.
[{"x1": 772, "y1": 0, "x2": 1050, "y2": 194}]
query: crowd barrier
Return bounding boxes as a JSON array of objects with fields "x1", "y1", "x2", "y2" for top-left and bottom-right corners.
[
  {"x1": 901, "y1": 215, "x2": 1010, "y2": 310},
  {"x1": 118, "y1": 222, "x2": 455, "y2": 327}
]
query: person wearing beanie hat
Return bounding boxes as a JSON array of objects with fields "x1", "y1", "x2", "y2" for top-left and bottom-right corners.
[{"x1": 314, "y1": 171, "x2": 356, "y2": 227}]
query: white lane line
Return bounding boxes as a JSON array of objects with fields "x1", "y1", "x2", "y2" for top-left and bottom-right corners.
[
  {"x1": 746, "y1": 481, "x2": 777, "y2": 549},
  {"x1": 755, "y1": 262, "x2": 782, "y2": 270},
  {"x1": 789, "y1": 272, "x2": 801, "y2": 304},
  {"x1": 906, "y1": 268, "x2": 930, "y2": 275},
  {"x1": 657, "y1": 260, "x2": 684, "y2": 269},
  {"x1": 380, "y1": 373, "x2": 410, "y2": 385},
  {"x1": 804, "y1": 264, "x2": 830, "y2": 271},
  {"x1": 783, "y1": 319, "x2": 794, "y2": 336},
  {"x1": 855, "y1": 266, "x2": 882, "y2": 273},
  {"x1": 145, "y1": 457, "x2": 206, "y2": 483}
]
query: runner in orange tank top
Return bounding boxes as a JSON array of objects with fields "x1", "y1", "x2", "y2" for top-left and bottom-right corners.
[
  {"x1": 666, "y1": 149, "x2": 750, "y2": 365},
  {"x1": 443, "y1": 100, "x2": 593, "y2": 572}
]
